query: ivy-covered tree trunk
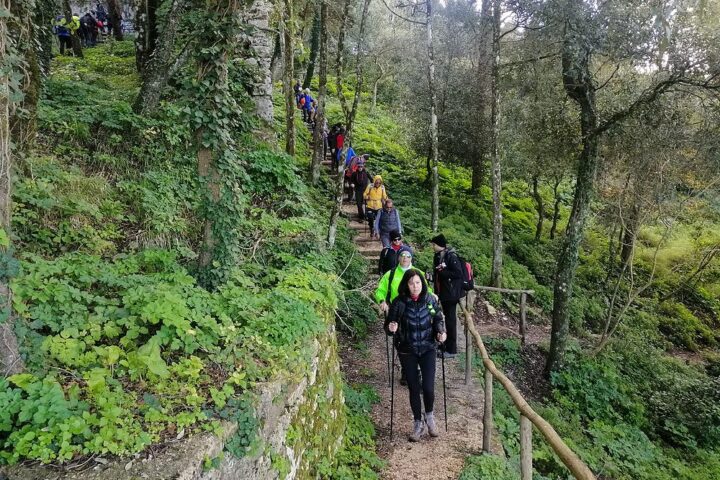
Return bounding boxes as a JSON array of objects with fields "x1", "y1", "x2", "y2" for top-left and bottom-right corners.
[
  {"x1": 546, "y1": 1, "x2": 598, "y2": 374},
  {"x1": 303, "y1": 3, "x2": 320, "y2": 89},
  {"x1": 242, "y1": 0, "x2": 274, "y2": 127},
  {"x1": 62, "y1": 0, "x2": 83, "y2": 57},
  {"x1": 472, "y1": 0, "x2": 493, "y2": 195},
  {"x1": 309, "y1": 0, "x2": 327, "y2": 186},
  {"x1": 9, "y1": 0, "x2": 41, "y2": 151},
  {"x1": 134, "y1": 0, "x2": 160, "y2": 74},
  {"x1": 108, "y1": 0, "x2": 124, "y2": 41},
  {"x1": 327, "y1": 0, "x2": 371, "y2": 248},
  {"x1": 489, "y1": 0, "x2": 502, "y2": 287},
  {"x1": 133, "y1": 0, "x2": 186, "y2": 114},
  {"x1": 282, "y1": 0, "x2": 295, "y2": 156},
  {"x1": 426, "y1": 0, "x2": 440, "y2": 233},
  {"x1": 34, "y1": 0, "x2": 54, "y2": 75},
  {"x1": 0, "y1": 2, "x2": 24, "y2": 376}
]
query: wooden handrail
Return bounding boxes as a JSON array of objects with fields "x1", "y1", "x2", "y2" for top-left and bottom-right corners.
[
  {"x1": 474, "y1": 285, "x2": 534, "y2": 295},
  {"x1": 459, "y1": 297, "x2": 597, "y2": 480}
]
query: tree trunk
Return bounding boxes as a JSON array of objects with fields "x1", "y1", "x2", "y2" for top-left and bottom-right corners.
[
  {"x1": 34, "y1": 0, "x2": 54, "y2": 75},
  {"x1": 549, "y1": 176, "x2": 562, "y2": 239},
  {"x1": 9, "y1": 0, "x2": 41, "y2": 151},
  {"x1": 282, "y1": 0, "x2": 295, "y2": 156},
  {"x1": 133, "y1": 0, "x2": 186, "y2": 114},
  {"x1": 62, "y1": 0, "x2": 83, "y2": 57},
  {"x1": 546, "y1": 2, "x2": 598, "y2": 375},
  {"x1": 309, "y1": 0, "x2": 328, "y2": 185},
  {"x1": 472, "y1": 0, "x2": 493, "y2": 195},
  {"x1": 372, "y1": 77, "x2": 379, "y2": 111},
  {"x1": 327, "y1": 0, "x2": 372, "y2": 248},
  {"x1": 489, "y1": 0, "x2": 502, "y2": 287},
  {"x1": 0, "y1": 6, "x2": 25, "y2": 375},
  {"x1": 619, "y1": 202, "x2": 640, "y2": 267},
  {"x1": 532, "y1": 174, "x2": 544, "y2": 241},
  {"x1": 242, "y1": 0, "x2": 274, "y2": 127},
  {"x1": 108, "y1": 0, "x2": 124, "y2": 41},
  {"x1": 134, "y1": 0, "x2": 160, "y2": 74},
  {"x1": 426, "y1": 0, "x2": 440, "y2": 233},
  {"x1": 303, "y1": 4, "x2": 320, "y2": 89}
]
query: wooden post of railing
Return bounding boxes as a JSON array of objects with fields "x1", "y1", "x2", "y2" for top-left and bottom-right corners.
[
  {"x1": 465, "y1": 296, "x2": 472, "y2": 384},
  {"x1": 520, "y1": 414, "x2": 532, "y2": 480},
  {"x1": 519, "y1": 291, "x2": 527, "y2": 345},
  {"x1": 483, "y1": 368, "x2": 493, "y2": 453}
]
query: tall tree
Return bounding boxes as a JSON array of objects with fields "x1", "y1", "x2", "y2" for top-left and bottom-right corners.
[
  {"x1": 327, "y1": 0, "x2": 372, "y2": 248},
  {"x1": 242, "y1": 0, "x2": 275, "y2": 126},
  {"x1": 282, "y1": 0, "x2": 295, "y2": 155},
  {"x1": 134, "y1": 0, "x2": 160, "y2": 74},
  {"x1": 488, "y1": 0, "x2": 502, "y2": 287},
  {"x1": 426, "y1": 0, "x2": 440, "y2": 232},
  {"x1": 108, "y1": 0, "x2": 124, "y2": 41},
  {"x1": 545, "y1": 0, "x2": 720, "y2": 373},
  {"x1": 303, "y1": 2, "x2": 321, "y2": 89},
  {"x1": 0, "y1": 0, "x2": 25, "y2": 376},
  {"x1": 309, "y1": 0, "x2": 328, "y2": 185},
  {"x1": 133, "y1": 0, "x2": 188, "y2": 114}
]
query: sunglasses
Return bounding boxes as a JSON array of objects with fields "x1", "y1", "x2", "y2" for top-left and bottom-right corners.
[
  {"x1": 392, "y1": 238, "x2": 402, "y2": 242},
  {"x1": 399, "y1": 253, "x2": 412, "y2": 258}
]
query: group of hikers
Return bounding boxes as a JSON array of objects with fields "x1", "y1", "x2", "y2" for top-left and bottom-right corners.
[
  {"x1": 53, "y1": 4, "x2": 118, "y2": 54},
  {"x1": 340, "y1": 153, "x2": 471, "y2": 442},
  {"x1": 375, "y1": 229, "x2": 469, "y2": 442}
]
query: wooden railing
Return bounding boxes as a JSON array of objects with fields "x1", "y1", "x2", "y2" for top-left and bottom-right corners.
[{"x1": 459, "y1": 290, "x2": 597, "y2": 480}]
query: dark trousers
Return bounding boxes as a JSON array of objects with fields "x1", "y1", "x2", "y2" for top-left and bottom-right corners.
[
  {"x1": 59, "y1": 36, "x2": 72, "y2": 55},
  {"x1": 366, "y1": 208, "x2": 379, "y2": 234},
  {"x1": 399, "y1": 349, "x2": 436, "y2": 421},
  {"x1": 355, "y1": 192, "x2": 365, "y2": 218},
  {"x1": 441, "y1": 300, "x2": 458, "y2": 354}
]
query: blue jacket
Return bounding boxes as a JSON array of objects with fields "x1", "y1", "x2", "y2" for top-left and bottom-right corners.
[
  {"x1": 343, "y1": 147, "x2": 356, "y2": 167},
  {"x1": 303, "y1": 94, "x2": 313, "y2": 110}
]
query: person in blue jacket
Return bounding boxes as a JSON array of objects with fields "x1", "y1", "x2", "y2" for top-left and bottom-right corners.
[
  {"x1": 302, "y1": 88, "x2": 314, "y2": 123},
  {"x1": 374, "y1": 199, "x2": 402, "y2": 247}
]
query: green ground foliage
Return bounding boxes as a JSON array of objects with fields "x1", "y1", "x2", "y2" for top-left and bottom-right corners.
[
  {"x1": 0, "y1": 42, "x2": 359, "y2": 467},
  {"x1": 340, "y1": 102, "x2": 720, "y2": 478}
]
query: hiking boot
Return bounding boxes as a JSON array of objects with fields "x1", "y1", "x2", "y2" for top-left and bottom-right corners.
[
  {"x1": 425, "y1": 411, "x2": 439, "y2": 437},
  {"x1": 408, "y1": 419, "x2": 425, "y2": 442}
]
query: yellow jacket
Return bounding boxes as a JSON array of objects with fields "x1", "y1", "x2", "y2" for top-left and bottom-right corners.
[{"x1": 364, "y1": 176, "x2": 388, "y2": 210}]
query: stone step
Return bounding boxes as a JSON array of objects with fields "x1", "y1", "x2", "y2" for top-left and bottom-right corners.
[{"x1": 321, "y1": 160, "x2": 332, "y2": 166}]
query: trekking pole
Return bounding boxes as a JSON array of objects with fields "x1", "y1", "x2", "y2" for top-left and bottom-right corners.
[
  {"x1": 441, "y1": 341, "x2": 448, "y2": 432},
  {"x1": 385, "y1": 314, "x2": 391, "y2": 387},
  {"x1": 390, "y1": 332, "x2": 396, "y2": 439}
]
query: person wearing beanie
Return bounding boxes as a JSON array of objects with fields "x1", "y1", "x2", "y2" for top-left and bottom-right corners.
[
  {"x1": 374, "y1": 199, "x2": 403, "y2": 248},
  {"x1": 429, "y1": 233, "x2": 463, "y2": 358},
  {"x1": 378, "y1": 229, "x2": 408, "y2": 275},
  {"x1": 363, "y1": 176, "x2": 388, "y2": 237}
]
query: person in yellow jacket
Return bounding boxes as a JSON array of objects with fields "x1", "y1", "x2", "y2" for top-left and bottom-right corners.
[
  {"x1": 375, "y1": 247, "x2": 434, "y2": 314},
  {"x1": 53, "y1": 14, "x2": 81, "y2": 55},
  {"x1": 363, "y1": 175, "x2": 387, "y2": 237}
]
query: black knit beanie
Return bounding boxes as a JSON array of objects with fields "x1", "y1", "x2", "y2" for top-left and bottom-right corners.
[{"x1": 430, "y1": 233, "x2": 447, "y2": 248}]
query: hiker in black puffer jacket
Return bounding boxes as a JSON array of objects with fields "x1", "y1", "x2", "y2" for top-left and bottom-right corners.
[{"x1": 385, "y1": 269, "x2": 446, "y2": 442}]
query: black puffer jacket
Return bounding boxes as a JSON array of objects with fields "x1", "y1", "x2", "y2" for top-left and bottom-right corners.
[{"x1": 384, "y1": 293, "x2": 446, "y2": 356}]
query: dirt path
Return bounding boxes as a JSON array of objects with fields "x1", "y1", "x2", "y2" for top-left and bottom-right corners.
[{"x1": 337, "y1": 199, "x2": 486, "y2": 480}]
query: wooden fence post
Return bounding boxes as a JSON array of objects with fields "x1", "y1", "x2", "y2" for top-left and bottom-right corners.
[
  {"x1": 519, "y1": 292, "x2": 527, "y2": 345},
  {"x1": 520, "y1": 414, "x2": 532, "y2": 480},
  {"x1": 483, "y1": 368, "x2": 493, "y2": 453}
]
